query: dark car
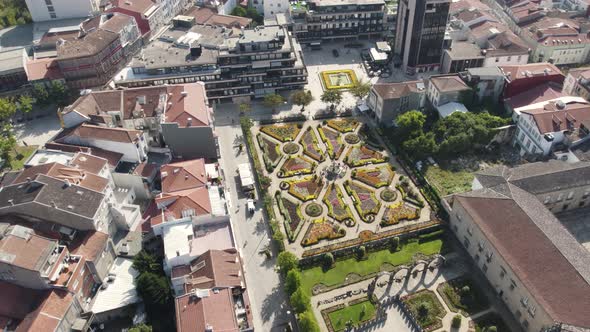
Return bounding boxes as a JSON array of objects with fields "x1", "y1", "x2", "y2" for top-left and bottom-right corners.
[{"x1": 332, "y1": 49, "x2": 339, "y2": 57}]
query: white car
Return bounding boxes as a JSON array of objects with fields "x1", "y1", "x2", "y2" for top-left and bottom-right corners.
[{"x1": 247, "y1": 199, "x2": 255, "y2": 214}]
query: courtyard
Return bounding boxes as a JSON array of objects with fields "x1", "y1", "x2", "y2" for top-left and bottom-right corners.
[{"x1": 249, "y1": 117, "x2": 435, "y2": 257}]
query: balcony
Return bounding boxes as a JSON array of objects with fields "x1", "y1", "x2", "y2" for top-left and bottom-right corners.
[{"x1": 50, "y1": 254, "x2": 83, "y2": 289}]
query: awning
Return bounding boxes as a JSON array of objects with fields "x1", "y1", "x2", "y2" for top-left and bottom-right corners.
[{"x1": 369, "y1": 48, "x2": 388, "y2": 62}]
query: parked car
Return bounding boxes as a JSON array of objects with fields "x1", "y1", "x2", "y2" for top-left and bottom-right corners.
[
  {"x1": 247, "y1": 199, "x2": 255, "y2": 215},
  {"x1": 332, "y1": 49, "x2": 339, "y2": 57}
]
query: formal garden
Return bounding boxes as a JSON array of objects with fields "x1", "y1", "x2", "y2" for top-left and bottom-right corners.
[{"x1": 249, "y1": 117, "x2": 435, "y2": 256}]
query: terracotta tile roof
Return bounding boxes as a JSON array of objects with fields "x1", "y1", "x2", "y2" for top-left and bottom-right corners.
[
  {"x1": 521, "y1": 101, "x2": 590, "y2": 134},
  {"x1": 455, "y1": 8, "x2": 485, "y2": 22},
  {"x1": 372, "y1": 80, "x2": 424, "y2": 100},
  {"x1": 455, "y1": 192, "x2": 590, "y2": 327},
  {"x1": 500, "y1": 62, "x2": 562, "y2": 81},
  {"x1": 57, "y1": 29, "x2": 119, "y2": 60},
  {"x1": 0, "y1": 282, "x2": 43, "y2": 320},
  {"x1": 163, "y1": 84, "x2": 211, "y2": 127},
  {"x1": 156, "y1": 187, "x2": 212, "y2": 219},
  {"x1": 56, "y1": 123, "x2": 143, "y2": 144},
  {"x1": 26, "y1": 58, "x2": 64, "y2": 81},
  {"x1": 99, "y1": 13, "x2": 135, "y2": 34},
  {"x1": 133, "y1": 161, "x2": 158, "y2": 178},
  {"x1": 111, "y1": 0, "x2": 158, "y2": 14},
  {"x1": 71, "y1": 152, "x2": 108, "y2": 174},
  {"x1": 567, "y1": 67, "x2": 590, "y2": 80},
  {"x1": 69, "y1": 231, "x2": 109, "y2": 261},
  {"x1": 430, "y1": 75, "x2": 470, "y2": 93},
  {"x1": 175, "y1": 288, "x2": 240, "y2": 332},
  {"x1": 89, "y1": 148, "x2": 123, "y2": 168},
  {"x1": 0, "y1": 226, "x2": 57, "y2": 271},
  {"x1": 183, "y1": 249, "x2": 243, "y2": 291},
  {"x1": 486, "y1": 31, "x2": 529, "y2": 56},
  {"x1": 505, "y1": 82, "x2": 563, "y2": 109},
  {"x1": 184, "y1": 7, "x2": 252, "y2": 28},
  {"x1": 12, "y1": 162, "x2": 108, "y2": 193},
  {"x1": 161, "y1": 159, "x2": 207, "y2": 193},
  {"x1": 469, "y1": 21, "x2": 507, "y2": 39},
  {"x1": 16, "y1": 290, "x2": 74, "y2": 332}
]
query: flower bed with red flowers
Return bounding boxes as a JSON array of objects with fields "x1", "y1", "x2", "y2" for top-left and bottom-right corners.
[
  {"x1": 301, "y1": 219, "x2": 346, "y2": 246},
  {"x1": 276, "y1": 193, "x2": 305, "y2": 242},
  {"x1": 279, "y1": 155, "x2": 316, "y2": 178},
  {"x1": 344, "y1": 145, "x2": 387, "y2": 167},
  {"x1": 318, "y1": 127, "x2": 345, "y2": 160},
  {"x1": 323, "y1": 183, "x2": 353, "y2": 222},
  {"x1": 380, "y1": 202, "x2": 420, "y2": 227},
  {"x1": 344, "y1": 181, "x2": 381, "y2": 222},
  {"x1": 288, "y1": 176, "x2": 323, "y2": 202},
  {"x1": 352, "y1": 165, "x2": 395, "y2": 188},
  {"x1": 260, "y1": 123, "x2": 301, "y2": 142},
  {"x1": 257, "y1": 134, "x2": 282, "y2": 171},
  {"x1": 300, "y1": 128, "x2": 324, "y2": 161},
  {"x1": 326, "y1": 118, "x2": 360, "y2": 133}
]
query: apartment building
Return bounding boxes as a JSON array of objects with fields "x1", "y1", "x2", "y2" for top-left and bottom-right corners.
[
  {"x1": 57, "y1": 13, "x2": 142, "y2": 88},
  {"x1": 106, "y1": 0, "x2": 163, "y2": 36},
  {"x1": 395, "y1": 0, "x2": 451, "y2": 74},
  {"x1": 0, "y1": 48, "x2": 29, "y2": 92},
  {"x1": 427, "y1": 74, "x2": 471, "y2": 107},
  {"x1": 367, "y1": 81, "x2": 426, "y2": 126},
  {"x1": 563, "y1": 67, "x2": 590, "y2": 100},
  {"x1": 445, "y1": 160, "x2": 590, "y2": 332},
  {"x1": 113, "y1": 23, "x2": 307, "y2": 103},
  {"x1": 499, "y1": 63, "x2": 564, "y2": 98},
  {"x1": 25, "y1": 0, "x2": 99, "y2": 22},
  {"x1": 290, "y1": 0, "x2": 387, "y2": 44}
]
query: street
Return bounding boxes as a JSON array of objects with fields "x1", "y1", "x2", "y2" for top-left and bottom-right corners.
[{"x1": 215, "y1": 105, "x2": 295, "y2": 332}]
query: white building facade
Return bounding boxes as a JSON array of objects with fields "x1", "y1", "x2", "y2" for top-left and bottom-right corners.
[{"x1": 25, "y1": 0, "x2": 100, "y2": 22}]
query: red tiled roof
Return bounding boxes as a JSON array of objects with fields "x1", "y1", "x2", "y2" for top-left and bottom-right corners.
[
  {"x1": 26, "y1": 58, "x2": 64, "y2": 81},
  {"x1": 69, "y1": 231, "x2": 109, "y2": 261},
  {"x1": 430, "y1": 75, "x2": 470, "y2": 93},
  {"x1": 12, "y1": 162, "x2": 108, "y2": 192},
  {"x1": 183, "y1": 249, "x2": 243, "y2": 291},
  {"x1": 175, "y1": 288, "x2": 240, "y2": 332},
  {"x1": 500, "y1": 62, "x2": 563, "y2": 81},
  {"x1": 184, "y1": 7, "x2": 251, "y2": 28},
  {"x1": 522, "y1": 101, "x2": 590, "y2": 134},
  {"x1": 164, "y1": 84, "x2": 211, "y2": 127},
  {"x1": 161, "y1": 159, "x2": 207, "y2": 193},
  {"x1": 0, "y1": 229, "x2": 56, "y2": 271},
  {"x1": 57, "y1": 123, "x2": 142, "y2": 144},
  {"x1": 0, "y1": 282, "x2": 42, "y2": 320},
  {"x1": 71, "y1": 152, "x2": 108, "y2": 174},
  {"x1": 110, "y1": 0, "x2": 158, "y2": 14},
  {"x1": 505, "y1": 82, "x2": 563, "y2": 109},
  {"x1": 16, "y1": 290, "x2": 74, "y2": 332}
]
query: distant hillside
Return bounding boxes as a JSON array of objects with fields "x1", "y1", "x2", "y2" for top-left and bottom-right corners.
[{"x1": 0, "y1": 0, "x2": 31, "y2": 29}]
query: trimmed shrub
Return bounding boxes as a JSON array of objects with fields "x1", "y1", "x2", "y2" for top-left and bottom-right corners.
[{"x1": 452, "y1": 315, "x2": 462, "y2": 329}]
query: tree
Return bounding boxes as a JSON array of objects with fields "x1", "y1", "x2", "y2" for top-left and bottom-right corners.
[
  {"x1": 231, "y1": 6, "x2": 247, "y2": 17},
  {"x1": 396, "y1": 110, "x2": 426, "y2": 141},
  {"x1": 239, "y1": 103, "x2": 251, "y2": 115},
  {"x1": 484, "y1": 326, "x2": 498, "y2": 332},
  {"x1": 245, "y1": 7, "x2": 263, "y2": 24},
  {"x1": 291, "y1": 90, "x2": 314, "y2": 112},
  {"x1": 323, "y1": 252, "x2": 334, "y2": 268},
  {"x1": 0, "y1": 127, "x2": 16, "y2": 162},
  {"x1": 357, "y1": 245, "x2": 366, "y2": 260},
  {"x1": 320, "y1": 90, "x2": 342, "y2": 111},
  {"x1": 417, "y1": 303, "x2": 430, "y2": 318},
  {"x1": 349, "y1": 80, "x2": 371, "y2": 99},
  {"x1": 285, "y1": 269, "x2": 302, "y2": 296},
  {"x1": 390, "y1": 236, "x2": 400, "y2": 251},
  {"x1": 290, "y1": 288, "x2": 310, "y2": 313},
  {"x1": 135, "y1": 272, "x2": 172, "y2": 309},
  {"x1": 452, "y1": 315, "x2": 462, "y2": 328},
  {"x1": 32, "y1": 84, "x2": 50, "y2": 105},
  {"x1": 402, "y1": 132, "x2": 437, "y2": 160},
  {"x1": 461, "y1": 285, "x2": 471, "y2": 295},
  {"x1": 18, "y1": 95, "x2": 33, "y2": 120},
  {"x1": 50, "y1": 81, "x2": 70, "y2": 107},
  {"x1": 132, "y1": 251, "x2": 162, "y2": 275},
  {"x1": 0, "y1": 98, "x2": 17, "y2": 121},
  {"x1": 298, "y1": 311, "x2": 320, "y2": 332},
  {"x1": 263, "y1": 93, "x2": 284, "y2": 113},
  {"x1": 277, "y1": 251, "x2": 298, "y2": 274},
  {"x1": 129, "y1": 324, "x2": 152, "y2": 332}
]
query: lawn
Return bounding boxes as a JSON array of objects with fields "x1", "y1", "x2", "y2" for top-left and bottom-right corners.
[
  {"x1": 328, "y1": 300, "x2": 376, "y2": 331},
  {"x1": 424, "y1": 166, "x2": 474, "y2": 196},
  {"x1": 300, "y1": 235, "x2": 444, "y2": 295},
  {"x1": 6, "y1": 145, "x2": 37, "y2": 171},
  {"x1": 438, "y1": 277, "x2": 490, "y2": 315},
  {"x1": 403, "y1": 290, "x2": 445, "y2": 330},
  {"x1": 473, "y1": 312, "x2": 511, "y2": 332}
]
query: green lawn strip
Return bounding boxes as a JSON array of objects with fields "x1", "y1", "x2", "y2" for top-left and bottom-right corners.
[
  {"x1": 6, "y1": 145, "x2": 38, "y2": 171},
  {"x1": 437, "y1": 277, "x2": 490, "y2": 315},
  {"x1": 424, "y1": 166, "x2": 474, "y2": 196},
  {"x1": 300, "y1": 238, "x2": 443, "y2": 295},
  {"x1": 328, "y1": 300, "x2": 376, "y2": 331}
]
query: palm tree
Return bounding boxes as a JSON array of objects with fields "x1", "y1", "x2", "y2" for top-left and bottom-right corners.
[
  {"x1": 291, "y1": 90, "x2": 314, "y2": 112},
  {"x1": 321, "y1": 90, "x2": 343, "y2": 111}
]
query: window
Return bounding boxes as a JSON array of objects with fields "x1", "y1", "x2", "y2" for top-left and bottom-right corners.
[
  {"x1": 482, "y1": 264, "x2": 488, "y2": 272},
  {"x1": 510, "y1": 279, "x2": 517, "y2": 290},
  {"x1": 500, "y1": 267, "x2": 506, "y2": 279},
  {"x1": 463, "y1": 237, "x2": 470, "y2": 248},
  {"x1": 50, "y1": 12, "x2": 57, "y2": 18},
  {"x1": 544, "y1": 196, "x2": 551, "y2": 204},
  {"x1": 557, "y1": 193, "x2": 564, "y2": 202},
  {"x1": 528, "y1": 305, "x2": 536, "y2": 317},
  {"x1": 521, "y1": 296, "x2": 529, "y2": 307},
  {"x1": 567, "y1": 191, "x2": 574, "y2": 200},
  {"x1": 467, "y1": 227, "x2": 473, "y2": 236}
]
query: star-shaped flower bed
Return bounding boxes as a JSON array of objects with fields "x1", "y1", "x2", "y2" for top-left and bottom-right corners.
[
  {"x1": 344, "y1": 181, "x2": 381, "y2": 222},
  {"x1": 380, "y1": 202, "x2": 421, "y2": 227},
  {"x1": 344, "y1": 145, "x2": 387, "y2": 167},
  {"x1": 323, "y1": 183, "x2": 353, "y2": 223},
  {"x1": 287, "y1": 176, "x2": 324, "y2": 202},
  {"x1": 352, "y1": 165, "x2": 395, "y2": 188},
  {"x1": 279, "y1": 155, "x2": 316, "y2": 178},
  {"x1": 300, "y1": 128, "x2": 324, "y2": 162},
  {"x1": 260, "y1": 123, "x2": 301, "y2": 142},
  {"x1": 318, "y1": 127, "x2": 345, "y2": 160},
  {"x1": 326, "y1": 118, "x2": 360, "y2": 133}
]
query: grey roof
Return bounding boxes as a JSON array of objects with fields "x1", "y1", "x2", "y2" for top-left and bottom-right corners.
[
  {"x1": 237, "y1": 25, "x2": 284, "y2": 44},
  {"x1": 466, "y1": 66, "x2": 503, "y2": 77},
  {"x1": 446, "y1": 41, "x2": 484, "y2": 59},
  {"x1": 570, "y1": 140, "x2": 590, "y2": 162},
  {"x1": 475, "y1": 160, "x2": 590, "y2": 194},
  {"x1": 0, "y1": 48, "x2": 26, "y2": 75}
]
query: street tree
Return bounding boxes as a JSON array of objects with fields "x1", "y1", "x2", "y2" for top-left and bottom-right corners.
[
  {"x1": 291, "y1": 90, "x2": 314, "y2": 112},
  {"x1": 395, "y1": 110, "x2": 426, "y2": 141},
  {"x1": 263, "y1": 93, "x2": 284, "y2": 113},
  {"x1": 239, "y1": 103, "x2": 251, "y2": 115},
  {"x1": 402, "y1": 132, "x2": 437, "y2": 160},
  {"x1": 289, "y1": 288, "x2": 310, "y2": 313},
  {"x1": 0, "y1": 98, "x2": 17, "y2": 121},
  {"x1": 132, "y1": 250, "x2": 162, "y2": 275},
  {"x1": 18, "y1": 95, "x2": 33, "y2": 120},
  {"x1": 298, "y1": 311, "x2": 320, "y2": 332},
  {"x1": 349, "y1": 80, "x2": 371, "y2": 99},
  {"x1": 32, "y1": 84, "x2": 50, "y2": 105},
  {"x1": 285, "y1": 269, "x2": 302, "y2": 296},
  {"x1": 320, "y1": 90, "x2": 342, "y2": 111},
  {"x1": 136, "y1": 272, "x2": 172, "y2": 309},
  {"x1": 277, "y1": 251, "x2": 298, "y2": 274}
]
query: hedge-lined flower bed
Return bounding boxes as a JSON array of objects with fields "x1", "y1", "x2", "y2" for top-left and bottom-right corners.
[
  {"x1": 276, "y1": 192, "x2": 305, "y2": 242},
  {"x1": 326, "y1": 298, "x2": 377, "y2": 331},
  {"x1": 279, "y1": 155, "x2": 316, "y2": 178},
  {"x1": 380, "y1": 202, "x2": 420, "y2": 227},
  {"x1": 326, "y1": 118, "x2": 360, "y2": 133},
  {"x1": 397, "y1": 184, "x2": 425, "y2": 208},
  {"x1": 288, "y1": 176, "x2": 323, "y2": 202},
  {"x1": 323, "y1": 183, "x2": 354, "y2": 223},
  {"x1": 301, "y1": 219, "x2": 346, "y2": 246},
  {"x1": 257, "y1": 134, "x2": 282, "y2": 172},
  {"x1": 344, "y1": 181, "x2": 381, "y2": 222},
  {"x1": 401, "y1": 290, "x2": 446, "y2": 332},
  {"x1": 437, "y1": 277, "x2": 490, "y2": 316},
  {"x1": 318, "y1": 127, "x2": 345, "y2": 160},
  {"x1": 260, "y1": 123, "x2": 301, "y2": 142},
  {"x1": 344, "y1": 146, "x2": 387, "y2": 167},
  {"x1": 352, "y1": 165, "x2": 395, "y2": 188},
  {"x1": 300, "y1": 128, "x2": 324, "y2": 161},
  {"x1": 320, "y1": 69, "x2": 358, "y2": 90}
]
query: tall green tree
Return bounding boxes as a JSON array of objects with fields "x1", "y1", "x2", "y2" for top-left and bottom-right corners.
[
  {"x1": 136, "y1": 272, "x2": 172, "y2": 308},
  {"x1": 263, "y1": 93, "x2": 284, "y2": 113},
  {"x1": 298, "y1": 311, "x2": 320, "y2": 332},
  {"x1": 50, "y1": 81, "x2": 70, "y2": 107},
  {"x1": 320, "y1": 90, "x2": 342, "y2": 111},
  {"x1": 0, "y1": 98, "x2": 16, "y2": 121},
  {"x1": 18, "y1": 95, "x2": 33, "y2": 120},
  {"x1": 132, "y1": 251, "x2": 162, "y2": 275},
  {"x1": 128, "y1": 324, "x2": 152, "y2": 332},
  {"x1": 349, "y1": 80, "x2": 371, "y2": 99},
  {"x1": 285, "y1": 269, "x2": 302, "y2": 296},
  {"x1": 402, "y1": 132, "x2": 437, "y2": 160},
  {"x1": 291, "y1": 90, "x2": 314, "y2": 112},
  {"x1": 32, "y1": 84, "x2": 50, "y2": 105},
  {"x1": 277, "y1": 251, "x2": 298, "y2": 274},
  {"x1": 396, "y1": 110, "x2": 426, "y2": 141},
  {"x1": 239, "y1": 103, "x2": 251, "y2": 115},
  {"x1": 231, "y1": 6, "x2": 247, "y2": 17},
  {"x1": 289, "y1": 288, "x2": 310, "y2": 313}
]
